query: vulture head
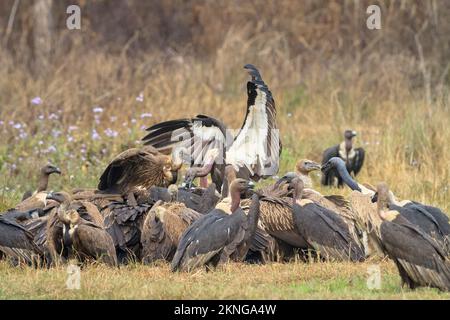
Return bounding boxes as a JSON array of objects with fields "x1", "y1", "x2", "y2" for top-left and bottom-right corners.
[
  {"x1": 344, "y1": 130, "x2": 357, "y2": 140},
  {"x1": 296, "y1": 159, "x2": 321, "y2": 174},
  {"x1": 46, "y1": 191, "x2": 72, "y2": 204},
  {"x1": 167, "y1": 184, "x2": 178, "y2": 202},
  {"x1": 320, "y1": 157, "x2": 343, "y2": 174},
  {"x1": 41, "y1": 164, "x2": 62, "y2": 176},
  {"x1": 229, "y1": 178, "x2": 254, "y2": 212}
]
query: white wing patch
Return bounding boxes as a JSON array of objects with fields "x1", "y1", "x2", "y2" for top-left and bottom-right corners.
[{"x1": 226, "y1": 88, "x2": 270, "y2": 175}]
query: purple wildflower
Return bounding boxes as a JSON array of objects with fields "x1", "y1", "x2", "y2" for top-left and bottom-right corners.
[{"x1": 31, "y1": 97, "x2": 43, "y2": 105}]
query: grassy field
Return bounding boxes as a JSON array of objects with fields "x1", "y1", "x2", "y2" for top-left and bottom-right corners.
[{"x1": 1, "y1": 259, "x2": 449, "y2": 300}]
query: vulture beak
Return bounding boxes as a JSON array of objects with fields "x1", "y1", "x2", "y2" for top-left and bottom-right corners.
[
  {"x1": 53, "y1": 167, "x2": 62, "y2": 175},
  {"x1": 351, "y1": 131, "x2": 357, "y2": 137},
  {"x1": 46, "y1": 192, "x2": 57, "y2": 201},
  {"x1": 308, "y1": 162, "x2": 321, "y2": 171},
  {"x1": 169, "y1": 170, "x2": 178, "y2": 184}
]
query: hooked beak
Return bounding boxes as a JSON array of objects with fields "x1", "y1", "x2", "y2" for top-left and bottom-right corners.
[
  {"x1": 351, "y1": 131, "x2": 357, "y2": 137},
  {"x1": 169, "y1": 170, "x2": 178, "y2": 185},
  {"x1": 53, "y1": 167, "x2": 62, "y2": 175},
  {"x1": 308, "y1": 162, "x2": 321, "y2": 171},
  {"x1": 46, "y1": 192, "x2": 57, "y2": 201}
]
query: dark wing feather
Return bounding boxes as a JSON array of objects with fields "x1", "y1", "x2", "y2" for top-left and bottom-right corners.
[
  {"x1": 142, "y1": 115, "x2": 228, "y2": 168},
  {"x1": 353, "y1": 147, "x2": 365, "y2": 175},
  {"x1": 0, "y1": 216, "x2": 41, "y2": 252},
  {"x1": 293, "y1": 203, "x2": 364, "y2": 261},
  {"x1": 380, "y1": 220, "x2": 450, "y2": 290}
]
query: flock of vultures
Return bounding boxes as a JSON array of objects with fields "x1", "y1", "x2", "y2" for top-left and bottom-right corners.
[{"x1": 0, "y1": 65, "x2": 449, "y2": 292}]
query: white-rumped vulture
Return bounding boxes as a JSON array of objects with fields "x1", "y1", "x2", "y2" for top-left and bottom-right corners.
[
  {"x1": 374, "y1": 183, "x2": 450, "y2": 291},
  {"x1": 141, "y1": 199, "x2": 202, "y2": 264},
  {"x1": 142, "y1": 65, "x2": 281, "y2": 196},
  {"x1": 98, "y1": 145, "x2": 182, "y2": 196},
  {"x1": 321, "y1": 130, "x2": 365, "y2": 187},
  {"x1": 171, "y1": 179, "x2": 260, "y2": 272}
]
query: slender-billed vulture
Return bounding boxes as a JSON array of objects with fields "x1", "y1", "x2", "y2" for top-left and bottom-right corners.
[
  {"x1": 321, "y1": 130, "x2": 365, "y2": 187},
  {"x1": 98, "y1": 145, "x2": 183, "y2": 196},
  {"x1": 171, "y1": 179, "x2": 260, "y2": 272},
  {"x1": 374, "y1": 183, "x2": 450, "y2": 291},
  {"x1": 141, "y1": 199, "x2": 202, "y2": 264},
  {"x1": 142, "y1": 65, "x2": 281, "y2": 196},
  {"x1": 21, "y1": 164, "x2": 61, "y2": 201},
  {"x1": 57, "y1": 209, "x2": 117, "y2": 267}
]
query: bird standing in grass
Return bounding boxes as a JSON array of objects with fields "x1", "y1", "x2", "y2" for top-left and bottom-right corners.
[{"x1": 321, "y1": 130, "x2": 365, "y2": 187}]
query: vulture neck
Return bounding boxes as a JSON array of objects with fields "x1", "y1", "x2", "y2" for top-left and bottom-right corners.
[
  {"x1": 292, "y1": 183, "x2": 304, "y2": 206},
  {"x1": 196, "y1": 163, "x2": 214, "y2": 188},
  {"x1": 37, "y1": 172, "x2": 50, "y2": 192},
  {"x1": 230, "y1": 190, "x2": 241, "y2": 213},
  {"x1": 344, "y1": 138, "x2": 353, "y2": 153},
  {"x1": 334, "y1": 162, "x2": 361, "y2": 192}
]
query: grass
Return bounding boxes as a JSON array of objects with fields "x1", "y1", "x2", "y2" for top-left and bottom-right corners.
[{"x1": 1, "y1": 259, "x2": 449, "y2": 300}]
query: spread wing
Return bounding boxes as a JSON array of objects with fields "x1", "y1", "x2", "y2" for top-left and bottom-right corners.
[
  {"x1": 226, "y1": 64, "x2": 281, "y2": 178},
  {"x1": 142, "y1": 115, "x2": 228, "y2": 167}
]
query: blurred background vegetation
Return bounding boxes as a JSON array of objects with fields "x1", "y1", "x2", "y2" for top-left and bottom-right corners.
[{"x1": 0, "y1": 0, "x2": 448, "y2": 212}]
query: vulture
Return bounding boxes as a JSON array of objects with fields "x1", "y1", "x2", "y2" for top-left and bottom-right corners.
[
  {"x1": 142, "y1": 64, "x2": 281, "y2": 196},
  {"x1": 321, "y1": 130, "x2": 365, "y2": 187},
  {"x1": 21, "y1": 164, "x2": 61, "y2": 201},
  {"x1": 323, "y1": 157, "x2": 450, "y2": 255},
  {"x1": 0, "y1": 214, "x2": 42, "y2": 253},
  {"x1": 57, "y1": 209, "x2": 117, "y2": 267},
  {"x1": 5, "y1": 165, "x2": 61, "y2": 218},
  {"x1": 140, "y1": 198, "x2": 202, "y2": 264},
  {"x1": 171, "y1": 179, "x2": 260, "y2": 272},
  {"x1": 148, "y1": 183, "x2": 220, "y2": 214},
  {"x1": 295, "y1": 159, "x2": 321, "y2": 188},
  {"x1": 373, "y1": 183, "x2": 450, "y2": 291},
  {"x1": 98, "y1": 145, "x2": 183, "y2": 197},
  {"x1": 287, "y1": 177, "x2": 365, "y2": 262},
  {"x1": 100, "y1": 199, "x2": 153, "y2": 264},
  {"x1": 275, "y1": 172, "x2": 365, "y2": 253},
  {"x1": 45, "y1": 191, "x2": 105, "y2": 265}
]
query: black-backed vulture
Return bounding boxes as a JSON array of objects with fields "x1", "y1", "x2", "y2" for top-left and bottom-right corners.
[
  {"x1": 373, "y1": 183, "x2": 450, "y2": 291},
  {"x1": 321, "y1": 130, "x2": 365, "y2": 187},
  {"x1": 288, "y1": 177, "x2": 365, "y2": 262},
  {"x1": 98, "y1": 145, "x2": 183, "y2": 196},
  {"x1": 323, "y1": 157, "x2": 450, "y2": 255},
  {"x1": 141, "y1": 199, "x2": 202, "y2": 264},
  {"x1": 171, "y1": 179, "x2": 260, "y2": 272},
  {"x1": 143, "y1": 65, "x2": 281, "y2": 197},
  {"x1": 57, "y1": 209, "x2": 117, "y2": 267},
  {"x1": 21, "y1": 164, "x2": 61, "y2": 201}
]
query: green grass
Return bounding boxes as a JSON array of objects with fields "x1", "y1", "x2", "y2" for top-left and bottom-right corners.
[{"x1": 1, "y1": 260, "x2": 448, "y2": 299}]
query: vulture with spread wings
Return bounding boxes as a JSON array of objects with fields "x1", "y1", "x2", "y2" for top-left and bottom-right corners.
[{"x1": 142, "y1": 64, "x2": 281, "y2": 195}]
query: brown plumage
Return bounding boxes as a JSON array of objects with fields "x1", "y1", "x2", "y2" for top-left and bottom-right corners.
[
  {"x1": 45, "y1": 191, "x2": 106, "y2": 265},
  {"x1": 59, "y1": 209, "x2": 117, "y2": 267},
  {"x1": 21, "y1": 164, "x2": 61, "y2": 201},
  {"x1": 98, "y1": 145, "x2": 182, "y2": 195},
  {"x1": 141, "y1": 200, "x2": 202, "y2": 264}
]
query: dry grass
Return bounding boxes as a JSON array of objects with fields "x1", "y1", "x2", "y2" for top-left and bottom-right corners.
[{"x1": 1, "y1": 259, "x2": 449, "y2": 300}]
